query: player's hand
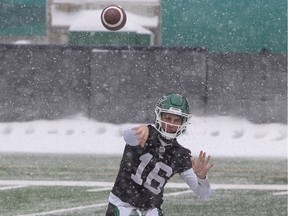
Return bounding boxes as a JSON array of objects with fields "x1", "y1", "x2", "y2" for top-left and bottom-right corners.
[
  {"x1": 133, "y1": 125, "x2": 149, "y2": 148},
  {"x1": 191, "y1": 151, "x2": 213, "y2": 179}
]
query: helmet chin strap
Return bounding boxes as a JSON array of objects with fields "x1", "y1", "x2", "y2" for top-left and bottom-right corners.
[
  {"x1": 155, "y1": 118, "x2": 181, "y2": 140},
  {"x1": 160, "y1": 123, "x2": 179, "y2": 140},
  {"x1": 159, "y1": 130, "x2": 177, "y2": 140}
]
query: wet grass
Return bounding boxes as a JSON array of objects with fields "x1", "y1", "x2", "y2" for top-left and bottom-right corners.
[
  {"x1": 0, "y1": 186, "x2": 109, "y2": 216},
  {"x1": 0, "y1": 153, "x2": 287, "y2": 215},
  {"x1": 163, "y1": 190, "x2": 287, "y2": 216}
]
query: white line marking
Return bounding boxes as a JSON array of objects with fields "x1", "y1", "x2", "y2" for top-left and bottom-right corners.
[
  {"x1": 211, "y1": 184, "x2": 287, "y2": 190},
  {"x1": 273, "y1": 191, "x2": 288, "y2": 196},
  {"x1": 0, "y1": 185, "x2": 28, "y2": 191},
  {"x1": 164, "y1": 190, "x2": 191, "y2": 197},
  {"x1": 0, "y1": 180, "x2": 113, "y2": 187},
  {"x1": 18, "y1": 202, "x2": 107, "y2": 216},
  {"x1": 167, "y1": 182, "x2": 288, "y2": 190},
  {"x1": 0, "y1": 180, "x2": 286, "y2": 191},
  {"x1": 87, "y1": 187, "x2": 111, "y2": 192}
]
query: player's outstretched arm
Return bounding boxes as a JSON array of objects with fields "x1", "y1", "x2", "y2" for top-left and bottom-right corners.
[
  {"x1": 123, "y1": 125, "x2": 149, "y2": 148},
  {"x1": 180, "y1": 152, "x2": 213, "y2": 199},
  {"x1": 191, "y1": 151, "x2": 214, "y2": 179},
  {"x1": 132, "y1": 125, "x2": 149, "y2": 148}
]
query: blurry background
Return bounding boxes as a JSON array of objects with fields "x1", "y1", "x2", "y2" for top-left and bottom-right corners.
[
  {"x1": 0, "y1": 0, "x2": 287, "y2": 124},
  {"x1": 0, "y1": 2, "x2": 287, "y2": 215},
  {"x1": 0, "y1": 0, "x2": 286, "y2": 50}
]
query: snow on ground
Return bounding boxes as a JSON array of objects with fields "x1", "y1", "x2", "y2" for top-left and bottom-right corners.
[{"x1": 0, "y1": 114, "x2": 287, "y2": 158}]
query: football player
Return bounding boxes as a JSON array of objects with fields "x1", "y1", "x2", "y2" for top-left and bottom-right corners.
[{"x1": 106, "y1": 93, "x2": 213, "y2": 216}]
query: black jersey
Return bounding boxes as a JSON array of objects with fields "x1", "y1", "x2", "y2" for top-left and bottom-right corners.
[{"x1": 111, "y1": 125, "x2": 192, "y2": 209}]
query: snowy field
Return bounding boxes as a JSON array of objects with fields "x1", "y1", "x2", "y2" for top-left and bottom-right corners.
[
  {"x1": 0, "y1": 114, "x2": 287, "y2": 158},
  {"x1": 0, "y1": 114, "x2": 287, "y2": 216},
  {"x1": 0, "y1": 153, "x2": 286, "y2": 216}
]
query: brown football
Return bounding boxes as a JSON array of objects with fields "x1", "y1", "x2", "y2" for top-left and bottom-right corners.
[{"x1": 101, "y1": 5, "x2": 127, "y2": 31}]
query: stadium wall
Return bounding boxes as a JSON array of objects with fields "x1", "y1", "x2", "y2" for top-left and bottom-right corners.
[
  {"x1": 0, "y1": 44, "x2": 286, "y2": 123},
  {"x1": 161, "y1": 0, "x2": 287, "y2": 53}
]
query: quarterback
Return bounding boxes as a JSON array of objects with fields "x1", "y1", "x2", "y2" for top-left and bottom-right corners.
[{"x1": 106, "y1": 93, "x2": 213, "y2": 216}]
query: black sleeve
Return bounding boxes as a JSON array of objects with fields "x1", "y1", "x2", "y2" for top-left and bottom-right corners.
[
  {"x1": 174, "y1": 145, "x2": 193, "y2": 173},
  {"x1": 146, "y1": 125, "x2": 159, "y2": 145}
]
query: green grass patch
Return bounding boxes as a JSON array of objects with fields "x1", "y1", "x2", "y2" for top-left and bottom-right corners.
[
  {"x1": 163, "y1": 190, "x2": 287, "y2": 216},
  {"x1": 0, "y1": 153, "x2": 286, "y2": 215}
]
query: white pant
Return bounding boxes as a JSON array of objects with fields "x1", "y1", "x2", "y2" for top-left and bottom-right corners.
[
  {"x1": 117, "y1": 206, "x2": 160, "y2": 216},
  {"x1": 108, "y1": 192, "x2": 162, "y2": 216}
]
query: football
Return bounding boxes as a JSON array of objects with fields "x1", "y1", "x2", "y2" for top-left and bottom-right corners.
[{"x1": 101, "y1": 5, "x2": 127, "y2": 31}]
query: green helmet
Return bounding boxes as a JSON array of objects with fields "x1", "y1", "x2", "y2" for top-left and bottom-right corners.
[{"x1": 155, "y1": 93, "x2": 192, "y2": 140}]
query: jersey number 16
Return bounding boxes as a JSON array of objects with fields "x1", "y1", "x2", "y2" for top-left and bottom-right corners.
[{"x1": 131, "y1": 153, "x2": 173, "y2": 195}]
